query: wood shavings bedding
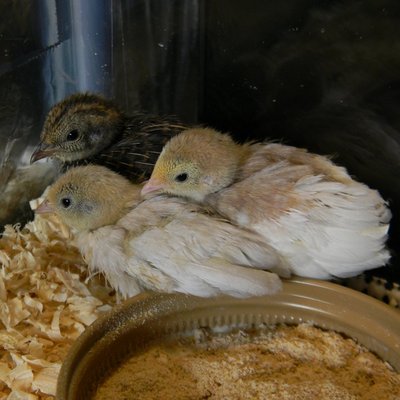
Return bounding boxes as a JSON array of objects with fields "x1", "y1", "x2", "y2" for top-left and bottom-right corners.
[{"x1": 0, "y1": 197, "x2": 116, "y2": 399}]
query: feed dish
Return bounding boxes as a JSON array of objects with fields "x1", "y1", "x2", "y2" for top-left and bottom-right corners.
[{"x1": 56, "y1": 278, "x2": 400, "y2": 400}]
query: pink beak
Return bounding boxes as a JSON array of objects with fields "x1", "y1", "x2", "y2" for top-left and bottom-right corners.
[
  {"x1": 141, "y1": 178, "x2": 166, "y2": 197},
  {"x1": 35, "y1": 200, "x2": 55, "y2": 214},
  {"x1": 30, "y1": 143, "x2": 56, "y2": 163}
]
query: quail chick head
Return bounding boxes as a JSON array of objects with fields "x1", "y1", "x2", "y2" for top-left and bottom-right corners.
[
  {"x1": 142, "y1": 127, "x2": 249, "y2": 201},
  {"x1": 32, "y1": 93, "x2": 123, "y2": 163},
  {"x1": 41, "y1": 165, "x2": 141, "y2": 232},
  {"x1": 31, "y1": 93, "x2": 189, "y2": 182}
]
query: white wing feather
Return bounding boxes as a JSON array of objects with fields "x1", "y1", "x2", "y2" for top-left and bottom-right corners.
[
  {"x1": 76, "y1": 196, "x2": 285, "y2": 298},
  {"x1": 211, "y1": 161, "x2": 391, "y2": 279}
]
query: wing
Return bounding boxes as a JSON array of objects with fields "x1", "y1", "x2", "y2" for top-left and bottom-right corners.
[
  {"x1": 76, "y1": 226, "x2": 142, "y2": 299},
  {"x1": 125, "y1": 209, "x2": 284, "y2": 298},
  {"x1": 210, "y1": 163, "x2": 391, "y2": 279}
]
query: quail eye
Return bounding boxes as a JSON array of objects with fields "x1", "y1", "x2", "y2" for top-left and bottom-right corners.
[
  {"x1": 174, "y1": 173, "x2": 188, "y2": 182},
  {"x1": 66, "y1": 129, "x2": 79, "y2": 141},
  {"x1": 61, "y1": 197, "x2": 72, "y2": 208}
]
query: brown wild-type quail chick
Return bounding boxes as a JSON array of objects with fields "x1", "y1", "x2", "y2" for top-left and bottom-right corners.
[
  {"x1": 142, "y1": 127, "x2": 392, "y2": 280},
  {"x1": 36, "y1": 165, "x2": 285, "y2": 299},
  {"x1": 30, "y1": 93, "x2": 189, "y2": 181}
]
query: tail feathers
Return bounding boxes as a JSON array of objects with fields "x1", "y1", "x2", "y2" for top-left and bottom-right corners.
[
  {"x1": 287, "y1": 179, "x2": 392, "y2": 278},
  {"x1": 318, "y1": 248, "x2": 391, "y2": 279}
]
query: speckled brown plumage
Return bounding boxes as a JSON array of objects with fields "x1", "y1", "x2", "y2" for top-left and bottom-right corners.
[{"x1": 31, "y1": 93, "x2": 189, "y2": 182}]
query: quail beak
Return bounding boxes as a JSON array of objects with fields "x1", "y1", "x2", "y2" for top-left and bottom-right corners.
[
  {"x1": 141, "y1": 178, "x2": 166, "y2": 198},
  {"x1": 35, "y1": 200, "x2": 55, "y2": 214},
  {"x1": 30, "y1": 143, "x2": 56, "y2": 164}
]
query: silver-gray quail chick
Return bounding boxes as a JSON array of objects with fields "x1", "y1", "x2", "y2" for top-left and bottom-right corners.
[
  {"x1": 143, "y1": 127, "x2": 391, "y2": 280},
  {"x1": 36, "y1": 165, "x2": 284, "y2": 299}
]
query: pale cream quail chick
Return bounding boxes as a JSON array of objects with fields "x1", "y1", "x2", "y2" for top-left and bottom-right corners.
[
  {"x1": 142, "y1": 127, "x2": 392, "y2": 280},
  {"x1": 30, "y1": 92, "x2": 189, "y2": 182},
  {"x1": 36, "y1": 165, "x2": 285, "y2": 299}
]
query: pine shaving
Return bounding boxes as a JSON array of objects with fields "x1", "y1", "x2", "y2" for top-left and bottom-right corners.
[{"x1": 0, "y1": 196, "x2": 116, "y2": 398}]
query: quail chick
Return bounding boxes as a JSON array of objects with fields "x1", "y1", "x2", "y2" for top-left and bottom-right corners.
[
  {"x1": 36, "y1": 165, "x2": 284, "y2": 299},
  {"x1": 142, "y1": 127, "x2": 392, "y2": 280},
  {"x1": 30, "y1": 93, "x2": 189, "y2": 181}
]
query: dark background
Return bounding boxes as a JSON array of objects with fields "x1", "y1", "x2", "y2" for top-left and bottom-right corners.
[{"x1": 0, "y1": 0, "x2": 399, "y2": 282}]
